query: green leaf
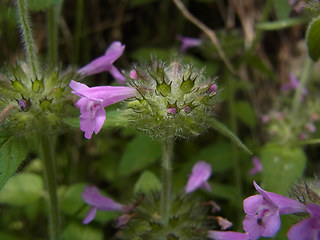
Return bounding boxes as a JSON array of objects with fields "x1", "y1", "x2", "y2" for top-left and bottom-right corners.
[
  {"x1": 260, "y1": 144, "x2": 307, "y2": 195},
  {"x1": 63, "y1": 222, "x2": 103, "y2": 240},
  {"x1": 209, "y1": 182, "x2": 237, "y2": 201},
  {"x1": 27, "y1": 0, "x2": 61, "y2": 11},
  {"x1": 190, "y1": 141, "x2": 234, "y2": 172},
  {"x1": 60, "y1": 183, "x2": 87, "y2": 217},
  {"x1": 0, "y1": 233, "x2": 20, "y2": 240},
  {"x1": 134, "y1": 171, "x2": 162, "y2": 194},
  {"x1": 234, "y1": 101, "x2": 257, "y2": 128},
  {"x1": 118, "y1": 135, "x2": 162, "y2": 176},
  {"x1": 103, "y1": 110, "x2": 129, "y2": 128},
  {"x1": 0, "y1": 173, "x2": 43, "y2": 206},
  {"x1": 0, "y1": 136, "x2": 28, "y2": 190},
  {"x1": 273, "y1": 0, "x2": 291, "y2": 20},
  {"x1": 209, "y1": 118, "x2": 252, "y2": 155},
  {"x1": 307, "y1": 16, "x2": 320, "y2": 61},
  {"x1": 242, "y1": 53, "x2": 275, "y2": 80},
  {"x1": 256, "y1": 17, "x2": 308, "y2": 31}
]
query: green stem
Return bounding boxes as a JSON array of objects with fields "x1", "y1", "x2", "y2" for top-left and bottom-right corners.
[
  {"x1": 48, "y1": 1, "x2": 63, "y2": 64},
  {"x1": 160, "y1": 136, "x2": 174, "y2": 225},
  {"x1": 40, "y1": 135, "x2": 60, "y2": 240},
  {"x1": 227, "y1": 75, "x2": 243, "y2": 229},
  {"x1": 251, "y1": 0, "x2": 273, "y2": 49},
  {"x1": 73, "y1": 0, "x2": 84, "y2": 63},
  {"x1": 16, "y1": 0, "x2": 40, "y2": 79},
  {"x1": 291, "y1": 58, "x2": 312, "y2": 118}
]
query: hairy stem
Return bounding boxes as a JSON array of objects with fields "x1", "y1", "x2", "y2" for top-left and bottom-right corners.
[
  {"x1": 291, "y1": 58, "x2": 312, "y2": 119},
  {"x1": 160, "y1": 136, "x2": 174, "y2": 225},
  {"x1": 16, "y1": 0, "x2": 40, "y2": 79},
  {"x1": 40, "y1": 135, "x2": 61, "y2": 240}
]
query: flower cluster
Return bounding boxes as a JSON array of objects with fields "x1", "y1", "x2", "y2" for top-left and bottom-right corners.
[
  {"x1": 70, "y1": 41, "x2": 219, "y2": 140},
  {"x1": 260, "y1": 74, "x2": 319, "y2": 143},
  {"x1": 0, "y1": 62, "x2": 78, "y2": 136},
  {"x1": 125, "y1": 61, "x2": 219, "y2": 139},
  {"x1": 81, "y1": 161, "x2": 235, "y2": 239}
]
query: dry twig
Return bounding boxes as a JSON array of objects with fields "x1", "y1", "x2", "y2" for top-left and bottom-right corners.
[{"x1": 172, "y1": 0, "x2": 235, "y2": 74}]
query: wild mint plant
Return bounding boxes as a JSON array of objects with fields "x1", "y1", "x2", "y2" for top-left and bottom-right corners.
[
  {"x1": 69, "y1": 42, "x2": 251, "y2": 239},
  {"x1": 1, "y1": 0, "x2": 320, "y2": 240}
]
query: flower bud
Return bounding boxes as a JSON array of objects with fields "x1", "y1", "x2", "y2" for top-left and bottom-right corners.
[
  {"x1": 180, "y1": 75, "x2": 195, "y2": 94},
  {"x1": 157, "y1": 82, "x2": 171, "y2": 97},
  {"x1": 32, "y1": 78, "x2": 44, "y2": 93},
  {"x1": 11, "y1": 79, "x2": 26, "y2": 92},
  {"x1": 167, "y1": 106, "x2": 177, "y2": 115},
  {"x1": 39, "y1": 98, "x2": 52, "y2": 112},
  {"x1": 16, "y1": 97, "x2": 31, "y2": 111}
]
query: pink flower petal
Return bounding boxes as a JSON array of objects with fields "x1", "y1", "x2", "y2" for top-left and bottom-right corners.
[
  {"x1": 82, "y1": 186, "x2": 124, "y2": 212},
  {"x1": 77, "y1": 41, "x2": 125, "y2": 77},
  {"x1": 208, "y1": 231, "x2": 250, "y2": 240},
  {"x1": 104, "y1": 41, "x2": 125, "y2": 62},
  {"x1": 185, "y1": 161, "x2": 212, "y2": 193},
  {"x1": 177, "y1": 35, "x2": 202, "y2": 53},
  {"x1": 249, "y1": 157, "x2": 263, "y2": 175},
  {"x1": 242, "y1": 215, "x2": 261, "y2": 240},
  {"x1": 253, "y1": 181, "x2": 306, "y2": 214},
  {"x1": 69, "y1": 81, "x2": 137, "y2": 139},
  {"x1": 83, "y1": 206, "x2": 97, "y2": 224},
  {"x1": 109, "y1": 65, "x2": 126, "y2": 84},
  {"x1": 287, "y1": 218, "x2": 313, "y2": 240}
]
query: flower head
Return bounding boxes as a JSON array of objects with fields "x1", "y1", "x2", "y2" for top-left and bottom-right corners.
[
  {"x1": 177, "y1": 35, "x2": 202, "y2": 53},
  {"x1": 69, "y1": 80, "x2": 138, "y2": 139},
  {"x1": 82, "y1": 185, "x2": 129, "y2": 224},
  {"x1": 185, "y1": 161, "x2": 212, "y2": 193},
  {"x1": 287, "y1": 203, "x2": 320, "y2": 240},
  {"x1": 243, "y1": 181, "x2": 306, "y2": 239},
  {"x1": 78, "y1": 41, "x2": 126, "y2": 83}
]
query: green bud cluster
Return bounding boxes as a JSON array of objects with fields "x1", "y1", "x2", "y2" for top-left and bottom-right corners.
[
  {"x1": 120, "y1": 193, "x2": 214, "y2": 240},
  {"x1": 0, "y1": 61, "x2": 78, "y2": 136},
  {"x1": 264, "y1": 98, "x2": 320, "y2": 143},
  {"x1": 125, "y1": 59, "x2": 219, "y2": 139}
]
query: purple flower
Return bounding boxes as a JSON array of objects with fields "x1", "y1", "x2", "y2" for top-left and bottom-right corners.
[
  {"x1": 176, "y1": 35, "x2": 202, "y2": 53},
  {"x1": 249, "y1": 157, "x2": 263, "y2": 176},
  {"x1": 243, "y1": 181, "x2": 306, "y2": 239},
  {"x1": 185, "y1": 161, "x2": 212, "y2": 193},
  {"x1": 69, "y1": 80, "x2": 138, "y2": 139},
  {"x1": 82, "y1": 185, "x2": 129, "y2": 224},
  {"x1": 208, "y1": 231, "x2": 250, "y2": 240},
  {"x1": 287, "y1": 203, "x2": 320, "y2": 240},
  {"x1": 78, "y1": 41, "x2": 126, "y2": 84},
  {"x1": 281, "y1": 74, "x2": 307, "y2": 96}
]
